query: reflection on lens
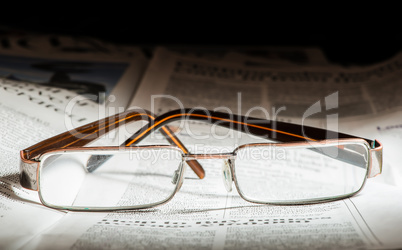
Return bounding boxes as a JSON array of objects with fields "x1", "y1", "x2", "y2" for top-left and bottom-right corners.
[
  {"x1": 39, "y1": 147, "x2": 183, "y2": 210},
  {"x1": 233, "y1": 142, "x2": 369, "y2": 203}
]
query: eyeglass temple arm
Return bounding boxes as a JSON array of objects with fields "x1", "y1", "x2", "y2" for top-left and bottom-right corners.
[
  {"x1": 20, "y1": 109, "x2": 205, "y2": 190},
  {"x1": 124, "y1": 109, "x2": 382, "y2": 177},
  {"x1": 21, "y1": 109, "x2": 155, "y2": 160},
  {"x1": 21, "y1": 110, "x2": 154, "y2": 190}
]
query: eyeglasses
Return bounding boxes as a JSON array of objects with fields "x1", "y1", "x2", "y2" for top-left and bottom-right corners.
[{"x1": 20, "y1": 108, "x2": 382, "y2": 211}]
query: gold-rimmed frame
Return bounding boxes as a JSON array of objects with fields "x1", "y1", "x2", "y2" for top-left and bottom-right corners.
[
  {"x1": 20, "y1": 108, "x2": 383, "y2": 211},
  {"x1": 35, "y1": 138, "x2": 375, "y2": 211}
]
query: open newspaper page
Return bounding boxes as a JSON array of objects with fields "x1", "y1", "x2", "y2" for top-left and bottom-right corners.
[
  {"x1": 14, "y1": 47, "x2": 402, "y2": 250},
  {"x1": 0, "y1": 78, "x2": 100, "y2": 249},
  {"x1": 17, "y1": 125, "x2": 402, "y2": 249},
  {"x1": 0, "y1": 33, "x2": 148, "y2": 110},
  {"x1": 130, "y1": 47, "x2": 402, "y2": 186},
  {"x1": 126, "y1": 47, "x2": 401, "y2": 248},
  {"x1": 0, "y1": 34, "x2": 148, "y2": 249}
]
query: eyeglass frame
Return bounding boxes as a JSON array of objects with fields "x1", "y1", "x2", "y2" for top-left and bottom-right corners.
[{"x1": 20, "y1": 108, "x2": 383, "y2": 211}]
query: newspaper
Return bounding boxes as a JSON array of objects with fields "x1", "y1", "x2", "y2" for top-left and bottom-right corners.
[
  {"x1": 131, "y1": 47, "x2": 402, "y2": 186},
  {"x1": 0, "y1": 78, "x2": 96, "y2": 249},
  {"x1": 0, "y1": 33, "x2": 148, "y2": 111},
  {"x1": 1, "y1": 45, "x2": 402, "y2": 249},
  {"x1": 131, "y1": 47, "x2": 402, "y2": 121},
  {"x1": 0, "y1": 34, "x2": 148, "y2": 249}
]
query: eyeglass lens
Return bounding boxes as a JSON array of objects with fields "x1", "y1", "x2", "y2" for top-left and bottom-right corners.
[
  {"x1": 234, "y1": 142, "x2": 369, "y2": 203},
  {"x1": 39, "y1": 148, "x2": 183, "y2": 210}
]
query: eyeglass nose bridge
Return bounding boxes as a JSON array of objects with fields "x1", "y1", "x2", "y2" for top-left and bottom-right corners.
[
  {"x1": 184, "y1": 153, "x2": 235, "y2": 161},
  {"x1": 184, "y1": 153, "x2": 235, "y2": 192}
]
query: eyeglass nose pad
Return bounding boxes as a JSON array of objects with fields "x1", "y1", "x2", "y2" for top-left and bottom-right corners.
[
  {"x1": 171, "y1": 162, "x2": 184, "y2": 190},
  {"x1": 222, "y1": 159, "x2": 233, "y2": 192},
  {"x1": 171, "y1": 169, "x2": 180, "y2": 185}
]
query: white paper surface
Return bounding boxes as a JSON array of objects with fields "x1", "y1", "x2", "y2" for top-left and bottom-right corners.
[
  {"x1": 17, "y1": 169, "x2": 402, "y2": 249},
  {"x1": 1, "y1": 45, "x2": 402, "y2": 249},
  {"x1": 0, "y1": 80, "x2": 91, "y2": 249},
  {"x1": 0, "y1": 33, "x2": 149, "y2": 249}
]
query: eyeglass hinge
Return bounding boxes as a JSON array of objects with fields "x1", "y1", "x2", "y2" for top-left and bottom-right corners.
[{"x1": 20, "y1": 151, "x2": 39, "y2": 191}]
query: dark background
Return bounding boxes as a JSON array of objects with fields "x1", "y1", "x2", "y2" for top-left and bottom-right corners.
[{"x1": 0, "y1": 13, "x2": 400, "y2": 66}]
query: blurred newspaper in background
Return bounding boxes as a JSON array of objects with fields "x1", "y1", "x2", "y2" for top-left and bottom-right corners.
[
  {"x1": 132, "y1": 47, "x2": 402, "y2": 186},
  {"x1": 1, "y1": 34, "x2": 402, "y2": 249}
]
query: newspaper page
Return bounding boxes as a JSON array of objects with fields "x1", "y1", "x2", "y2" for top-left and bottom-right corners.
[
  {"x1": 0, "y1": 33, "x2": 147, "y2": 249},
  {"x1": 0, "y1": 78, "x2": 100, "y2": 249},
  {"x1": 130, "y1": 47, "x2": 402, "y2": 121},
  {"x1": 13, "y1": 113, "x2": 401, "y2": 249},
  {"x1": 0, "y1": 33, "x2": 148, "y2": 111},
  {"x1": 121, "y1": 47, "x2": 401, "y2": 248},
  {"x1": 130, "y1": 47, "x2": 402, "y2": 185},
  {"x1": 7, "y1": 46, "x2": 400, "y2": 250},
  {"x1": 19, "y1": 173, "x2": 402, "y2": 250},
  {"x1": 3, "y1": 46, "x2": 402, "y2": 249},
  {"x1": 16, "y1": 123, "x2": 402, "y2": 249}
]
